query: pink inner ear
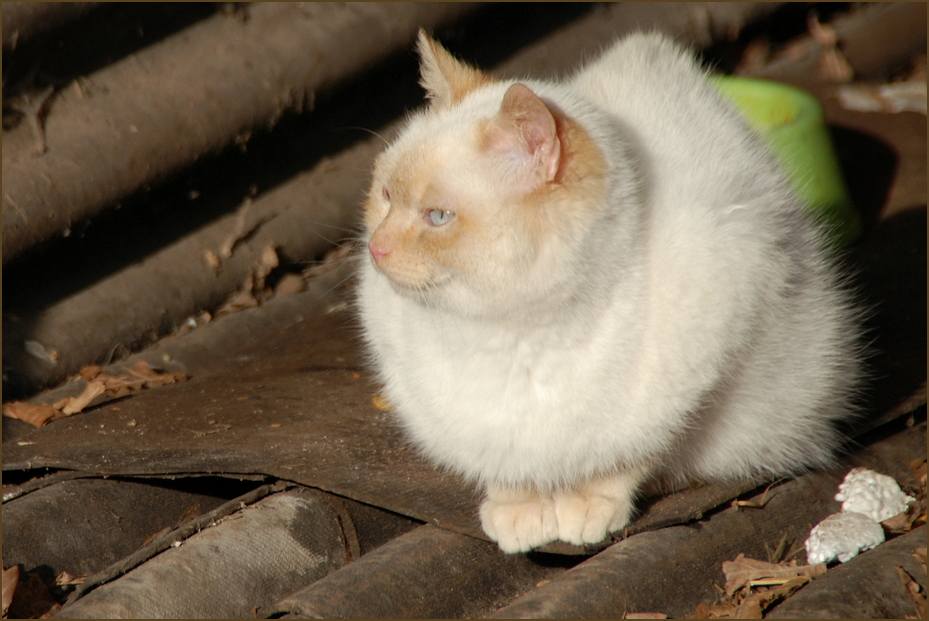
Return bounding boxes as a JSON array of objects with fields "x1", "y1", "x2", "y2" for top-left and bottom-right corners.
[{"x1": 493, "y1": 83, "x2": 561, "y2": 186}]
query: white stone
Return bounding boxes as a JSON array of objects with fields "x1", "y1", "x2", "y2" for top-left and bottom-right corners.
[
  {"x1": 835, "y1": 467, "x2": 915, "y2": 522},
  {"x1": 805, "y1": 511, "x2": 885, "y2": 565}
]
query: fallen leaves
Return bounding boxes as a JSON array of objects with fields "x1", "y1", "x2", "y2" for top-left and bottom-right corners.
[
  {"x1": 54, "y1": 572, "x2": 86, "y2": 587},
  {"x1": 0, "y1": 565, "x2": 85, "y2": 619},
  {"x1": 734, "y1": 10, "x2": 856, "y2": 83},
  {"x1": 691, "y1": 554, "x2": 826, "y2": 619},
  {"x1": 806, "y1": 13, "x2": 854, "y2": 83},
  {"x1": 722, "y1": 554, "x2": 827, "y2": 597},
  {"x1": 2, "y1": 565, "x2": 18, "y2": 618},
  {"x1": 214, "y1": 244, "x2": 286, "y2": 318},
  {"x1": 896, "y1": 561, "x2": 927, "y2": 619},
  {"x1": 1, "y1": 403, "x2": 58, "y2": 428},
  {"x1": 2, "y1": 361, "x2": 189, "y2": 428},
  {"x1": 838, "y1": 55, "x2": 927, "y2": 115},
  {"x1": 218, "y1": 195, "x2": 261, "y2": 260},
  {"x1": 885, "y1": 458, "x2": 929, "y2": 535},
  {"x1": 60, "y1": 380, "x2": 106, "y2": 416},
  {"x1": 1, "y1": 566, "x2": 60, "y2": 619}
]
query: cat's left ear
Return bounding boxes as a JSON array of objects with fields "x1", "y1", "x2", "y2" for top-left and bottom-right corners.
[
  {"x1": 483, "y1": 83, "x2": 562, "y2": 192},
  {"x1": 417, "y1": 29, "x2": 491, "y2": 107}
]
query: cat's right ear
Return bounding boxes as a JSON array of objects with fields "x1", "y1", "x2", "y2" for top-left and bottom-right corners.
[
  {"x1": 482, "y1": 83, "x2": 562, "y2": 193},
  {"x1": 417, "y1": 29, "x2": 491, "y2": 108}
]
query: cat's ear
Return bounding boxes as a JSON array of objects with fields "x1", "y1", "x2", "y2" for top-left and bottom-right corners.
[
  {"x1": 417, "y1": 29, "x2": 491, "y2": 107},
  {"x1": 483, "y1": 83, "x2": 562, "y2": 192}
]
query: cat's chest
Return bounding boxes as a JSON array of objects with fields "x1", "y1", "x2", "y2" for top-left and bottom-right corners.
[{"x1": 393, "y1": 309, "x2": 597, "y2": 409}]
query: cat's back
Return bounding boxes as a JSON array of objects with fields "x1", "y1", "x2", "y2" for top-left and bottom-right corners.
[{"x1": 572, "y1": 33, "x2": 778, "y2": 206}]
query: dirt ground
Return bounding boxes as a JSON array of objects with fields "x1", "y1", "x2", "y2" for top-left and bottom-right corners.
[{"x1": 2, "y1": 2, "x2": 926, "y2": 618}]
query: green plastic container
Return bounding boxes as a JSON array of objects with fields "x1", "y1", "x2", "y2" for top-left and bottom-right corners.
[{"x1": 711, "y1": 75, "x2": 861, "y2": 248}]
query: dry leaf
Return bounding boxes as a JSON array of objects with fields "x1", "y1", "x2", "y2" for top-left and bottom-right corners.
[
  {"x1": 910, "y1": 458, "x2": 927, "y2": 483},
  {"x1": 79, "y1": 365, "x2": 102, "y2": 381},
  {"x1": 60, "y1": 379, "x2": 106, "y2": 415},
  {"x1": 252, "y1": 245, "x2": 280, "y2": 293},
  {"x1": 807, "y1": 14, "x2": 853, "y2": 82},
  {"x1": 303, "y1": 242, "x2": 357, "y2": 279},
  {"x1": 2, "y1": 402, "x2": 58, "y2": 427},
  {"x1": 178, "y1": 502, "x2": 202, "y2": 524},
  {"x1": 733, "y1": 39, "x2": 770, "y2": 76},
  {"x1": 124, "y1": 360, "x2": 164, "y2": 381},
  {"x1": 722, "y1": 554, "x2": 825, "y2": 597},
  {"x1": 258, "y1": 244, "x2": 279, "y2": 274},
  {"x1": 142, "y1": 526, "x2": 173, "y2": 547},
  {"x1": 204, "y1": 249, "x2": 221, "y2": 270},
  {"x1": 896, "y1": 565, "x2": 927, "y2": 619},
  {"x1": 215, "y1": 288, "x2": 260, "y2": 317},
  {"x1": 54, "y1": 571, "x2": 86, "y2": 586},
  {"x1": 733, "y1": 575, "x2": 812, "y2": 618},
  {"x1": 2, "y1": 564, "x2": 19, "y2": 617},
  {"x1": 106, "y1": 361, "x2": 187, "y2": 391},
  {"x1": 219, "y1": 197, "x2": 254, "y2": 258},
  {"x1": 6, "y1": 571, "x2": 59, "y2": 620},
  {"x1": 5, "y1": 363, "x2": 189, "y2": 428},
  {"x1": 690, "y1": 601, "x2": 718, "y2": 619},
  {"x1": 837, "y1": 81, "x2": 927, "y2": 115},
  {"x1": 913, "y1": 547, "x2": 927, "y2": 571},
  {"x1": 275, "y1": 273, "x2": 307, "y2": 296},
  {"x1": 882, "y1": 510, "x2": 913, "y2": 534},
  {"x1": 696, "y1": 554, "x2": 828, "y2": 619}
]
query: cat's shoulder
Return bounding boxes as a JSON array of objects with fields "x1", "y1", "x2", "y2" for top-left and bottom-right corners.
[
  {"x1": 598, "y1": 31, "x2": 696, "y2": 66},
  {"x1": 578, "y1": 31, "x2": 702, "y2": 84}
]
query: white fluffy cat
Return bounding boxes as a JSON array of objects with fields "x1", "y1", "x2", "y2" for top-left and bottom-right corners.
[{"x1": 357, "y1": 31, "x2": 862, "y2": 553}]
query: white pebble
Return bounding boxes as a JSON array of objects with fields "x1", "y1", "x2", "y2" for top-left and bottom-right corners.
[
  {"x1": 805, "y1": 511, "x2": 885, "y2": 564},
  {"x1": 835, "y1": 467, "x2": 915, "y2": 522}
]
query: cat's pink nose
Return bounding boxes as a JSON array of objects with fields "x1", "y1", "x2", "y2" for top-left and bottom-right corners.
[{"x1": 369, "y1": 241, "x2": 391, "y2": 264}]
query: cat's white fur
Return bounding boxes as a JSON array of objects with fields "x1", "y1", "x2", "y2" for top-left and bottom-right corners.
[{"x1": 357, "y1": 31, "x2": 861, "y2": 552}]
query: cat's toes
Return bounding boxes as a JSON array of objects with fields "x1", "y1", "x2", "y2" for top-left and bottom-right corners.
[
  {"x1": 552, "y1": 488, "x2": 633, "y2": 545},
  {"x1": 479, "y1": 495, "x2": 558, "y2": 553}
]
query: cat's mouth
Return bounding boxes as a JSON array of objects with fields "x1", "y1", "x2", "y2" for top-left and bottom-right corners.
[{"x1": 376, "y1": 263, "x2": 452, "y2": 302}]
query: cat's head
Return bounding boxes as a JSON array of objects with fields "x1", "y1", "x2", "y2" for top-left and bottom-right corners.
[{"x1": 363, "y1": 31, "x2": 609, "y2": 319}]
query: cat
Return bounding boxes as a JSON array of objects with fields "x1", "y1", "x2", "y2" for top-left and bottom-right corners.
[{"x1": 356, "y1": 30, "x2": 863, "y2": 553}]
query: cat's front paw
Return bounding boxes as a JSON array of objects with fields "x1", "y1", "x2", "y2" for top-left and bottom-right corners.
[
  {"x1": 552, "y1": 487, "x2": 634, "y2": 546},
  {"x1": 480, "y1": 487, "x2": 559, "y2": 553}
]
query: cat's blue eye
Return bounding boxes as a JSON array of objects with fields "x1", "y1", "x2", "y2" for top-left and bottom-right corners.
[{"x1": 426, "y1": 209, "x2": 455, "y2": 227}]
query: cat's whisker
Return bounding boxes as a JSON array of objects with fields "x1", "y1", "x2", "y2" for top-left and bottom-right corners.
[{"x1": 333, "y1": 125, "x2": 392, "y2": 147}]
